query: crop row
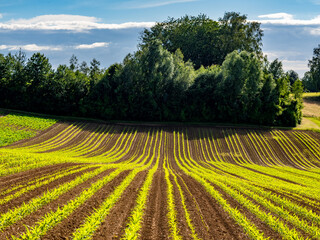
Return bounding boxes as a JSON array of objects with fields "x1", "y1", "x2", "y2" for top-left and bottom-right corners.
[{"x1": 0, "y1": 123, "x2": 320, "y2": 239}]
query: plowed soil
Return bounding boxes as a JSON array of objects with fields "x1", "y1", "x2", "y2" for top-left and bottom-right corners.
[{"x1": 1, "y1": 122, "x2": 320, "y2": 239}]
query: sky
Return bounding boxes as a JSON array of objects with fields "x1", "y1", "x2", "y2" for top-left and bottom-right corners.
[{"x1": 1, "y1": 0, "x2": 320, "y2": 77}]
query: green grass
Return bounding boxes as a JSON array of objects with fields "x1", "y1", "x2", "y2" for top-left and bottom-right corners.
[
  {"x1": 303, "y1": 92, "x2": 320, "y2": 102},
  {"x1": 303, "y1": 92, "x2": 320, "y2": 98},
  {"x1": 0, "y1": 113, "x2": 57, "y2": 147},
  {"x1": 0, "y1": 126, "x2": 35, "y2": 147},
  {"x1": 309, "y1": 117, "x2": 320, "y2": 127}
]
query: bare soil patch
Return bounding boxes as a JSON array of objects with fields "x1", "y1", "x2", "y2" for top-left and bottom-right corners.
[{"x1": 303, "y1": 99, "x2": 320, "y2": 118}]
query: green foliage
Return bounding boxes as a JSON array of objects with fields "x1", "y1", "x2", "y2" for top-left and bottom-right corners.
[
  {"x1": 0, "y1": 113, "x2": 56, "y2": 130},
  {"x1": 0, "y1": 126, "x2": 35, "y2": 147},
  {"x1": 303, "y1": 44, "x2": 320, "y2": 92},
  {"x1": 286, "y1": 70, "x2": 299, "y2": 85},
  {"x1": 91, "y1": 40, "x2": 195, "y2": 121},
  {"x1": 141, "y1": 13, "x2": 263, "y2": 68},
  {"x1": 0, "y1": 13, "x2": 303, "y2": 127},
  {"x1": 268, "y1": 58, "x2": 284, "y2": 80},
  {"x1": 218, "y1": 51, "x2": 264, "y2": 123},
  {"x1": 0, "y1": 52, "x2": 95, "y2": 115}
]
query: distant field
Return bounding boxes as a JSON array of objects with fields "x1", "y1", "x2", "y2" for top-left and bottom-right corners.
[
  {"x1": 302, "y1": 92, "x2": 320, "y2": 118},
  {"x1": 303, "y1": 92, "x2": 320, "y2": 98},
  {"x1": 296, "y1": 92, "x2": 320, "y2": 130},
  {"x1": 0, "y1": 116, "x2": 320, "y2": 239}
]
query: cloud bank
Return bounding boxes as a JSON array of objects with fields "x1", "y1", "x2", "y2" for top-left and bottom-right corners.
[
  {"x1": 0, "y1": 44, "x2": 63, "y2": 51},
  {"x1": 257, "y1": 12, "x2": 320, "y2": 26},
  {"x1": 75, "y1": 42, "x2": 110, "y2": 49},
  {"x1": 0, "y1": 14, "x2": 155, "y2": 31},
  {"x1": 0, "y1": 42, "x2": 111, "y2": 51}
]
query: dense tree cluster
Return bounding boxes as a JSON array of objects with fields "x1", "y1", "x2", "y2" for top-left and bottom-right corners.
[
  {"x1": 0, "y1": 13, "x2": 304, "y2": 127},
  {"x1": 303, "y1": 44, "x2": 320, "y2": 92},
  {"x1": 141, "y1": 13, "x2": 263, "y2": 68},
  {"x1": 0, "y1": 51, "x2": 97, "y2": 115}
]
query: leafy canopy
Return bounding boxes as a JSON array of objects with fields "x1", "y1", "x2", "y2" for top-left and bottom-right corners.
[{"x1": 141, "y1": 12, "x2": 263, "y2": 68}]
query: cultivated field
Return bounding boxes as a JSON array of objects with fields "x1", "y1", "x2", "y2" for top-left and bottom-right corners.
[
  {"x1": 1, "y1": 120, "x2": 320, "y2": 239},
  {"x1": 299, "y1": 92, "x2": 320, "y2": 130}
]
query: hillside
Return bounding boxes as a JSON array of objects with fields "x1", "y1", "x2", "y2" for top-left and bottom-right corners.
[{"x1": 0, "y1": 113, "x2": 320, "y2": 239}]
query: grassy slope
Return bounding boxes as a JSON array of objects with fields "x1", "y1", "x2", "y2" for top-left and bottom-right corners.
[{"x1": 0, "y1": 111, "x2": 57, "y2": 147}]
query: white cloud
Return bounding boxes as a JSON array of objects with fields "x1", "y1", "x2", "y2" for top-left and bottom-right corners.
[
  {"x1": 0, "y1": 14, "x2": 155, "y2": 31},
  {"x1": 75, "y1": 42, "x2": 110, "y2": 49},
  {"x1": 0, "y1": 44, "x2": 63, "y2": 51},
  {"x1": 259, "y1": 13, "x2": 293, "y2": 20},
  {"x1": 0, "y1": 13, "x2": 3, "y2": 19},
  {"x1": 128, "y1": 0, "x2": 198, "y2": 9},
  {"x1": 0, "y1": 42, "x2": 111, "y2": 52},
  {"x1": 257, "y1": 12, "x2": 320, "y2": 25},
  {"x1": 308, "y1": 27, "x2": 320, "y2": 35},
  {"x1": 281, "y1": 60, "x2": 309, "y2": 74}
]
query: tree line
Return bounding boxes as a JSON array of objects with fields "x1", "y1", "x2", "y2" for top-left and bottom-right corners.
[{"x1": 0, "y1": 13, "x2": 305, "y2": 126}]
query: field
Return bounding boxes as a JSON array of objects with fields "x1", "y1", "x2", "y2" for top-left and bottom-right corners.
[
  {"x1": 298, "y1": 93, "x2": 320, "y2": 130},
  {"x1": 0, "y1": 118, "x2": 320, "y2": 239},
  {"x1": 0, "y1": 112, "x2": 57, "y2": 147}
]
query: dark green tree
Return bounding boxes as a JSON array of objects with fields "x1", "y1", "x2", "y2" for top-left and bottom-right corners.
[
  {"x1": 83, "y1": 63, "x2": 122, "y2": 118},
  {"x1": 303, "y1": 44, "x2": 320, "y2": 91},
  {"x1": 218, "y1": 12, "x2": 263, "y2": 62},
  {"x1": 217, "y1": 51, "x2": 264, "y2": 123},
  {"x1": 24, "y1": 53, "x2": 53, "y2": 111},
  {"x1": 89, "y1": 58, "x2": 102, "y2": 89},
  {"x1": 286, "y1": 70, "x2": 299, "y2": 85},
  {"x1": 69, "y1": 54, "x2": 79, "y2": 71},
  {"x1": 141, "y1": 12, "x2": 263, "y2": 68},
  {"x1": 115, "y1": 40, "x2": 195, "y2": 121},
  {"x1": 259, "y1": 74, "x2": 278, "y2": 125},
  {"x1": 54, "y1": 64, "x2": 90, "y2": 114},
  {"x1": 268, "y1": 58, "x2": 284, "y2": 80},
  {"x1": 186, "y1": 66, "x2": 222, "y2": 121}
]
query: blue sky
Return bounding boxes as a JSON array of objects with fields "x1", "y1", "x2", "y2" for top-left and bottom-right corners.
[{"x1": 1, "y1": 0, "x2": 320, "y2": 76}]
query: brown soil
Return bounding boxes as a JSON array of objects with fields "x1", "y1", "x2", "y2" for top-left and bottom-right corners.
[
  {"x1": 0, "y1": 163, "x2": 80, "y2": 190},
  {"x1": 140, "y1": 170, "x2": 169, "y2": 240},
  {"x1": 178, "y1": 172, "x2": 251, "y2": 239},
  {"x1": 41, "y1": 170, "x2": 131, "y2": 240},
  {"x1": 0, "y1": 166, "x2": 99, "y2": 214},
  {"x1": 91, "y1": 170, "x2": 148, "y2": 239},
  {"x1": 303, "y1": 99, "x2": 320, "y2": 118},
  {"x1": 7, "y1": 123, "x2": 69, "y2": 148},
  {"x1": 207, "y1": 179, "x2": 284, "y2": 239},
  {"x1": 2, "y1": 123, "x2": 320, "y2": 239},
  {"x1": 41, "y1": 123, "x2": 104, "y2": 153},
  {"x1": 1, "y1": 168, "x2": 117, "y2": 239}
]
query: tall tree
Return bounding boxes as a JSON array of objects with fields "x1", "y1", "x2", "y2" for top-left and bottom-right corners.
[
  {"x1": 268, "y1": 58, "x2": 284, "y2": 80},
  {"x1": 69, "y1": 54, "x2": 79, "y2": 71},
  {"x1": 141, "y1": 12, "x2": 263, "y2": 68},
  {"x1": 24, "y1": 53, "x2": 53, "y2": 111},
  {"x1": 286, "y1": 70, "x2": 299, "y2": 85},
  {"x1": 217, "y1": 51, "x2": 263, "y2": 123},
  {"x1": 303, "y1": 44, "x2": 320, "y2": 91},
  {"x1": 115, "y1": 40, "x2": 195, "y2": 121}
]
